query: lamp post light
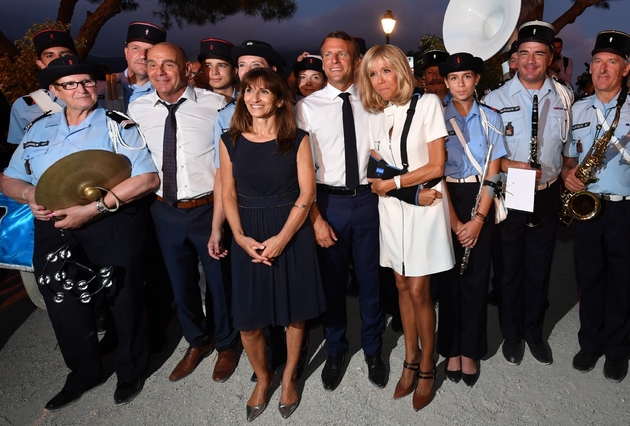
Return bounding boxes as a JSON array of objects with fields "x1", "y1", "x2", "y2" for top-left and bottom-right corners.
[{"x1": 381, "y1": 10, "x2": 396, "y2": 44}]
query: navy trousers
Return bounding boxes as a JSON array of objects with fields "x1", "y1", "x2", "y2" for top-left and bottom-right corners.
[
  {"x1": 33, "y1": 202, "x2": 149, "y2": 392},
  {"x1": 315, "y1": 189, "x2": 383, "y2": 357},
  {"x1": 150, "y1": 200, "x2": 237, "y2": 351},
  {"x1": 575, "y1": 199, "x2": 630, "y2": 358},
  {"x1": 499, "y1": 180, "x2": 560, "y2": 343}
]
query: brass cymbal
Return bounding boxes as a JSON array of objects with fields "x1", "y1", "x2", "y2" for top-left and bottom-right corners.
[{"x1": 36, "y1": 149, "x2": 132, "y2": 211}]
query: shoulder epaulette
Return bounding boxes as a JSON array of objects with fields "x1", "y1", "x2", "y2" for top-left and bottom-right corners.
[
  {"x1": 478, "y1": 101, "x2": 500, "y2": 114},
  {"x1": 552, "y1": 76, "x2": 568, "y2": 88},
  {"x1": 22, "y1": 95, "x2": 35, "y2": 106},
  {"x1": 106, "y1": 110, "x2": 136, "y2": 129},
  {"x1": 218, "y1": 99, "x2": 235, "y2": 112},
  {"x1": 24, "y1": 110, "x2": 52, "y2": 131}
]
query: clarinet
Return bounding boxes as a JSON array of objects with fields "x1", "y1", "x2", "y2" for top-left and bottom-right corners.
[
  {"x1": 525, "y1": 94, "x2": 541, "y2": 228},
  {"x1": 460, "y1": 143, "x2": 494, "y2": 274}
]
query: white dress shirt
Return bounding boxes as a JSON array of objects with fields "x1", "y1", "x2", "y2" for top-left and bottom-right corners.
[
  {"x1": 128, "y1": 85, "x2": 226, "y2": 199},
  {"x1": 296, "y1": 83, "x2": 371, "y2": 187}
]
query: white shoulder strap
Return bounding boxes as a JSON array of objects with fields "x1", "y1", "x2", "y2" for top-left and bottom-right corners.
[
  {"x1": 29, "y1": 89, "x2": 63, "y2": 113},
  {"x1": 594, "y1": 107, "x2": 630, "y2": 162},
  {"x1": 449, "y1": 117, "x2": 483, "y2": 175}
]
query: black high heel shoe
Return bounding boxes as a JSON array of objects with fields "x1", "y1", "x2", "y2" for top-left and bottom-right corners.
[
  {"x1": 462, "y1": 360, "x2": 480, "y2": 387},
  {"x1": 445, "y1": 368, "x2": 462, "y2": 383}
]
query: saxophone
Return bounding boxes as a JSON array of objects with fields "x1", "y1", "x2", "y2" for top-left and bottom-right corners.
[{"x1": 559, "y1": 87, "x2": 628, "y2": 226}]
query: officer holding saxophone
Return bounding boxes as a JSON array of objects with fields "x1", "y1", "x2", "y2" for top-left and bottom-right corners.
[{"x1": 561, "y1": 30, "x2": 630, "y2": 383}]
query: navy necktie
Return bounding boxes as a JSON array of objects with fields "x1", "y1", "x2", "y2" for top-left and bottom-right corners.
[
  {"x1": 339, "y1": 92, "x2": 359, "y2": 190},
  {"x1": 161, "y1": 98, "x2": 186, "y2": 205}
]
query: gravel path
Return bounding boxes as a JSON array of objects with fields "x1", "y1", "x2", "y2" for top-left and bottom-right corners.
[{"x1": 1, "y1": 232, "x2": 629, "y2": 425}]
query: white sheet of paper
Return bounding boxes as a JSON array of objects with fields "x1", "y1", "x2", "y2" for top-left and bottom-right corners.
[{"x1": 505, "y1": 168, "x2": 536, "y2": 212}]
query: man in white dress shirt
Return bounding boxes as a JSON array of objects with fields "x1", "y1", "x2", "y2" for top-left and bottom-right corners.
[
  {"x1": 296, "y1": 30, "x2": 386, "y2": 391},
  {"x1": 129, "y1": 42, "x2": 238, "y2": 384}
]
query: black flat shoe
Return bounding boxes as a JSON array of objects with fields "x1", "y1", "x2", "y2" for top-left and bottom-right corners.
[
  {"x1": 321, "y1": 354, "x2": 345, "y2": 391},
  {"x1": 461, "y1": 361, "x2": 480, "y2": 387},
  {"x1": 527, "y1": 340, "x2": 553, "y2": 365},
  {"x1": 44, "y1": 377, "x2": 104, "y2": 411},
  {"x1": 365, "y1": 353, "x2": 388, "y2": 389},
  {"x1": 445, "y1": 368, "x2": 462, "y2": 384},
  {"x1": 502, "y1": 339, "x2": 523, "y2": 366},
  {"x1": 45, "y1": 389, "x2": 87, "y2": 411},
  {"x1": 572, "y1": 350, "x2": 601, "y2": 372},
  {"x1": 603, "y1": 356, "x2": 628, "y2": 383},
  {"x1": 113, "y1": 378, "x2": 144, "y2": 405}
]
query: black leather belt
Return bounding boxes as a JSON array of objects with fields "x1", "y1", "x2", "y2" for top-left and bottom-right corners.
[{"x1": 317, "y1": 184, "x2": 371, "y2": 197}]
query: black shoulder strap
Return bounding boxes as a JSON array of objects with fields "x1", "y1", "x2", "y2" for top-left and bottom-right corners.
[
  {"x1": 400, "y1": 95, "x2": 419, "y2": 169},
  {"x1": 563, "y1": 56, "x2": 569, "y2": 69}
]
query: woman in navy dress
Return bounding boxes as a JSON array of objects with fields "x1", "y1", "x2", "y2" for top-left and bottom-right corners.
[{"x1": 220, "y1": 68, "x2": 325, "y2": 421}]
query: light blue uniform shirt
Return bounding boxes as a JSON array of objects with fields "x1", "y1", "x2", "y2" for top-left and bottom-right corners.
[
  {"x1": 4, "y1": 107, "x2": 157, "y2": 185},
  {"x1": 7, "y1": 91, "x2": 64, "y2": 144},
  {"x1": 213, "y1": 96, "x2": 236, "y2": 169},
  {"x1": 444, "y1": 101, "x2": 507, "y2": 178},
  {"x1": 563, "y1": 90, "x2": 630, "y2": 196},
  {"x1": 118, "y1": 68, "x2": 155, "y2": 107},
  {"x1": 483, "y1": 75, "x2": 573, "y2": 184}
]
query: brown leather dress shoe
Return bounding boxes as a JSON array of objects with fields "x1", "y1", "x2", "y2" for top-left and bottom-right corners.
[
  {"x1": 213, "y1": 348, "x2": 237, "y2": 382},
  {"x1": 169, "y1": 343, "x2": 213, "y2": 382}
]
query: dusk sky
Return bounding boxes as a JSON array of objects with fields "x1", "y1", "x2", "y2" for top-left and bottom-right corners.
[{"x1": 2, "y1": 0, "x2": 630, "y2": 86}]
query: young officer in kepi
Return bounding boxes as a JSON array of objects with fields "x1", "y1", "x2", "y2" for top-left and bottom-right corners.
[
  {"x1": 561, "y1": 30, "x2": 630, "y2": 383},
  {"x1": 483, "y1": 21, "x2": 573, "y2": 367},
  {"x1": 7, "y1": 29, "x2": 77, "y2": 144},
  {"x1": 198, "y1": 38, "x2": 237, "y2": 103}
]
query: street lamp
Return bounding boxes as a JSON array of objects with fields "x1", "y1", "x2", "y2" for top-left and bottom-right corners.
[{"x1": 381, "y1": 10, "x2": 396, "y2": 44}]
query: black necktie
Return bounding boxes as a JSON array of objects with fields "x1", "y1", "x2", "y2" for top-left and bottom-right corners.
[
  {"x1": 339, "y1": 92, "x2": 359, "y2": 190},
  {"x1": 161, "y1": 99, "x2": 186, "y2": 205}
]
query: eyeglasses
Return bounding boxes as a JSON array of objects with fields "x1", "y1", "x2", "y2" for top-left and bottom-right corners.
[{"x1": 52, "y1": 79, "x2": 97, "y2": 90}]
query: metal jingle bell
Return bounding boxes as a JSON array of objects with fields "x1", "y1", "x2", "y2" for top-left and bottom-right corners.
[
  {"x1": 79, "y1": 292, "x2": 91, "y2": 304},
  {"x1": 53, "y1": 292, "x2": 65, "y2": 303},
  {"x1": 77, "y1": 280, "x2": 88, "y2": 291}
]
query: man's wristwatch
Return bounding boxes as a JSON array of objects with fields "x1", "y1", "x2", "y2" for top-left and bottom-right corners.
[{"x1": 95, "y1": 199, "x2": 109, "y2": 214}]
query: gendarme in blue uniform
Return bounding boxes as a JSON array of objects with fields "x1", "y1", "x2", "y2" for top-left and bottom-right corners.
[
  {"x1": 4, "y1": 107, "x2": 156, "y2": 184},
  {"x1": 7, "y1": 91, "x2": 64, "y2": 144}
]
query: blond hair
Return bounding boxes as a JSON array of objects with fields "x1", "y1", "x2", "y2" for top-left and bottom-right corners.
[{"x1": 357, "y1": 44, "x2": 414, "y2": 112}]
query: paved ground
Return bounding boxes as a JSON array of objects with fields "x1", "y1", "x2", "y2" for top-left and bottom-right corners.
[{"x1": 1, "y1": 228, "x2": 629, "y2": 425}]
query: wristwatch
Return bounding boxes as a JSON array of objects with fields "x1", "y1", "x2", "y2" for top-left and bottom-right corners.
[{"x1": 95, "y1": 199, "x2": 109, "y2": 214}]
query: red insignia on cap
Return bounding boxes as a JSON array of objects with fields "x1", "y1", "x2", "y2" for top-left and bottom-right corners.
[
  {"x1": 68, "y1": 59, "x2": 73, "y2": 65},
  {"x1": 210, "y1": 45, "x2": 214, "y2": 50},
  {"x1": 50, "y1": 34, "x2": 54, "y2": 39},
  {"x1": 309, "y1": 58, "x2": 313, "y2": 64},
  {"x1": 145, "y1": 29, "x2": 149, "y2": 35},
  {"x1": 457, "y1": 57, "x2": 461, "y2": 64}
]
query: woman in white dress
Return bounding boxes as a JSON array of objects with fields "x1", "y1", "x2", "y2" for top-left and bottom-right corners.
[{"x1": 358, "y1": 45, "x2": 454, "y2": 411}]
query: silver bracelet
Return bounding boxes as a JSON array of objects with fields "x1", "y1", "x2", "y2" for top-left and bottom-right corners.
[
  {"x1": 22, "y1": 186, "x2": 33, "y2": 202},
  {"x1": 293, "y1": 204, "x2": 306, "y2": 209}
]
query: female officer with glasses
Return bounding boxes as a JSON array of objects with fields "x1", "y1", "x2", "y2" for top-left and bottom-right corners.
[{"x1": 1, "y1": 56, "x2": 159, "y2": 410}]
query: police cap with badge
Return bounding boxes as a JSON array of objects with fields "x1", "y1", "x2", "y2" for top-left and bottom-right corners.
[
  {"x1": 515, "y1": 20, "x2": 555, "y2": 48},
  {"x1": 36, "y1": 56, "x2": 101, "y2": 90},
  {"x1": 591, "y1": 30, "x2": 630, "y2": 60},
  {"x1": 231, "y1": 40, "x2": 287, "y2": 69},
  {"x1": 32, "y1": 29, "x2": 77, "y2": 58},
  {"x1": 438, "y1": 52, "x2": 484, "y2": 77},
  {"x1": 126, "y1": 21, "x2": 167, "y2": 45},
  {"x1": 422, "y1": 50, "x2": 449, "y2": 72},
  {"x1": 198, "y1": 38, "x2": 234, "y2": 65}
]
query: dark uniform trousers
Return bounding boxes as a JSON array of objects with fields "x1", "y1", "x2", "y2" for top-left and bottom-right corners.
[
  {"x1": 575, "y1": 199, "x2": 630, "y2": 359},
  {"x1": 499, "y1": 179, "x2": 560, "y2": 344},
  {"x1": 439, "y1": 182, "x2": 493, "y2": 360},
  {"x1": 315, "y1": 188, "x2": 383, "y2": 357},
  {"x1": 33, "y1": 202, "x2": 149, "y2": 393},
  {"x1": 150, "y1": 199, "x2": 237, "y2": 351}
]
